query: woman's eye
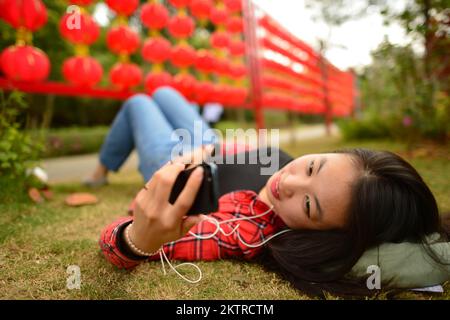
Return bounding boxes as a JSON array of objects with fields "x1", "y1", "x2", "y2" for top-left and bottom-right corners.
[
  {"x1": 305, "y1": 196, "x2": 311, "y2": 217},
  {"x1": 307, "y1": 161, "x2": 314, "y2": 176}
]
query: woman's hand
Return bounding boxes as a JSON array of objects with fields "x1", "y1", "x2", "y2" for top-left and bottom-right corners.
[{"x1": 128, "y1": 161, "x2": 207, "y2": 254}]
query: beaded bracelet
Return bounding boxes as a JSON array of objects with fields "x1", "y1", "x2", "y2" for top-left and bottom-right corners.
[{"x1": 124, "y1": 223, "x2": 161, "y2": 257}]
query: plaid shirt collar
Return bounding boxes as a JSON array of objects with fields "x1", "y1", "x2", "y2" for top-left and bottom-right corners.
[{"x1": 218, "y1": 189, "x2": 287, "y2": 230}]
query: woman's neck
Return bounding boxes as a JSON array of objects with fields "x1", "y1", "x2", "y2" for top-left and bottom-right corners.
[{"x1": 258, "y1": 186, "x2": 274, "y2": 208}]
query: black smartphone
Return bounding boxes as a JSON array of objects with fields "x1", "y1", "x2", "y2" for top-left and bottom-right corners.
[{"x1": 168, "y1": 162, "x2": 220, "y2": 216}]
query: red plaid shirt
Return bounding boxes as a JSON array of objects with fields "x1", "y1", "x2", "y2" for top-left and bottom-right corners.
[{"x1": 99, "y1": 190, "x2": 287, "y2": 270}]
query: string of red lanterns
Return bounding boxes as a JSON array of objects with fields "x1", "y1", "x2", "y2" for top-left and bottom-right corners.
[
  {"x1": 105, "y1": 0, "x2": 142, "y2": 90},
  {"x1": 59, "y1": 0, "x2": 103, "y2": 87},
  {"x1": 0, "y1": 0, "x2": 50, "y2": 82},
  {"x1": 141, "y1": 0, "x2": 172, "y2": 94},
  {"x1": 0, "y1": 0, "x2": 249, "y2": 107},
  {"x1": 166, "y1": 0, "x2": 198, "y2": 100}
]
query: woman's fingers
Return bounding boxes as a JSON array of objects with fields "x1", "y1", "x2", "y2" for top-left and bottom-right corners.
[
  {"x1": 181, "y1": 214, "x2": 208, "y2": 235},
  {"x1": 137, "y1": 161, "x2": 183, "y2": 211},
  {"x1": 153, "y1": 161, "x2": 187, "y2": 197},
  {"x1": 171, "y1": 166, "x2": 204, "y2": 220}
]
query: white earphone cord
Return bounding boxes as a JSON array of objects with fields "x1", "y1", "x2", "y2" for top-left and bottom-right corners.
[{"x1": 156, "y1": 199, "x2": 292, "y2": 284}]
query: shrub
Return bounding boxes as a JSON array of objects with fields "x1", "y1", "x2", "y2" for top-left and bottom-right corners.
[
  {"x1": 29, "y1": 126, "x2": 109, "y2": 158},
  {"x1": 337, "y1": 112, "x2": 393, "y2": 140},
  {"x1": 0, "y1": 91, "x2": 43, "y2": 178}
]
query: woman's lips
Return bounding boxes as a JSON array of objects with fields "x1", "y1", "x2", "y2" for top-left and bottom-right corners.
[{"x1": 270, "y1": 174, "x2": 281, "y2": 200}]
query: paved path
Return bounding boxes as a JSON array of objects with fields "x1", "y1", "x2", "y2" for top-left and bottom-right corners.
[{"x1": 42, "y1": 124, "x2": 339, "y2": 183}]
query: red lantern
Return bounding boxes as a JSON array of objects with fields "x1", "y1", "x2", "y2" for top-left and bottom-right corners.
[
  {"x1": 1, "y1": 45, "x2": 50, "y2": 82},
  {"x1": 171, "y1": 44, "x2": 196, "y2": 68},
  {"x1": 195, "y1": 50, "x2": 215, "y2": 73},
  {"x1": 194, "y1": 81, "x2": 214, "y2": 104},
  {"x1": 142, "y1": 37, "x2": 171, "y2": 63},
  {"x1": 228, "y1": 40, "x2": 245, "y2": 56},
  {"x1": 224, "y1": 0, "x2": 242, "y2": 13},
  {"x1": 105, "y1": 0, "x2": 139, "y2": 16},
  {"x1": 0, "y1": 0, "x2": 5, "y2": 21},
  {"x1": 145, "y1": 72, "x2": 172, "y2": 94},
  {"x1": 229, "y1": 64, "x2": 247, "y2": 79},
  {"x1": 106, "y1": 26, "x2": 140, "y2": 55},
  {"x1": 168, "y1": 0, "x2": 191, "y2": 8},
  {"x1": 210, "y1": 31, "x2": 231, "y2": 49},
  {"x1": 110, "y1": 62, "x2": 143, "y2": 89},
  {"x1": 213, "y1": 84, "x2": 229, "y2": 104},
  {"x1": 168, "y1": 15, "x2": 195, "y2": 39},
  {"x1": 69, "y1": 0, "x2": 93, "y2": 5},
  {"x1": 213, "y1": 57, "x2": 230, "y2": 76},
  {"x1": 62, "y1": 56, "x2": 103, "y2": 87},
  {"x1": 210, "y1": 7, "x2": 228, "y2": 26},
  {"x1": 172, "y1": 73, "x2": 196, "y2": 99},
  {"x1": 2, "y1": 0, "x2": 47, "y2": 31},
  {"x1": 189, "y1": 0, "x2": 213, "y2": 20},
  {"x1": 228, "y1": 87, "x2": 247, "y2": 106},
  {"x1": 225, "y1": 16, "x2": 243, "y2": 33},
  {"x1": 59, "y1": 12, "x2": 99, "y2": 45},
  {"x1": 140, "y1": 2, "x2": 169, "y2": 30}
]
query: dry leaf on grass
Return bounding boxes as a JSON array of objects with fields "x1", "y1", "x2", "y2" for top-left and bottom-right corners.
[
  {"x1": 28, "y1": 188, "x2": 44, "y2": 204},
  {"x1": 65, "y1": 193, "x2": 99, "y2": 207},
  {"x1": 41, "y1": 188, "x2": 53, "y2": 201}
]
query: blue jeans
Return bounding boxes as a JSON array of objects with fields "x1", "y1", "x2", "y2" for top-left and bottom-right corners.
[{"x1": 99, "y1": 87, "x2": 219, "y2": 182}]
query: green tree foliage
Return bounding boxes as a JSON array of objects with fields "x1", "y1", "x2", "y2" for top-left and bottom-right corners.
[{"x1": 306, "y1": 0, "x2": 449, "y2": 142}]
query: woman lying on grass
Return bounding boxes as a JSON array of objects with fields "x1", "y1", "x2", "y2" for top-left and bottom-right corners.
[{"x1": 97, "y1": 88, "x2": 449, "y2": 297}]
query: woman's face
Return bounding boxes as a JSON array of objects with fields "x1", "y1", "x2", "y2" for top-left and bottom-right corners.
[{"x1": 261, "y1": 153, "x2": 360, "y2": 230}]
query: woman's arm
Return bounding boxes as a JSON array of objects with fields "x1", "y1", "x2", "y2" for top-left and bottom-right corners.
[
  {"x1": 99, "y1": 160, "x2": 206, "y2": 268},
  {"x1": 99, "y1": 193, "x2": 278, "y2": 269}
]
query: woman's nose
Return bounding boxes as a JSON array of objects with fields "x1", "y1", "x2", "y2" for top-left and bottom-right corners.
[{"x1": 282, "y1": 174, "x2": 307, "y2": 198}]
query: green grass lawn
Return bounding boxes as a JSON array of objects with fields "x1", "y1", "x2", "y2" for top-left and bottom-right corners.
[{"x1": 0, "y1": 136, "x2": 448, "y2": 299}]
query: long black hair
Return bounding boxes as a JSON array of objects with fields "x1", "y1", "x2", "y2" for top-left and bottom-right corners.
[{"x1": 257, "y1": 148, "x2": 449, "y2": 297}]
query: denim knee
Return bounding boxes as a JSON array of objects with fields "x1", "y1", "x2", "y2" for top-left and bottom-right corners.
[
  {"x1": 153, "y1": 86, "x2": 180, "y2": 100},
  {"x1": 123, "y1": 93, "x2": 152, "y2": 109}
]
